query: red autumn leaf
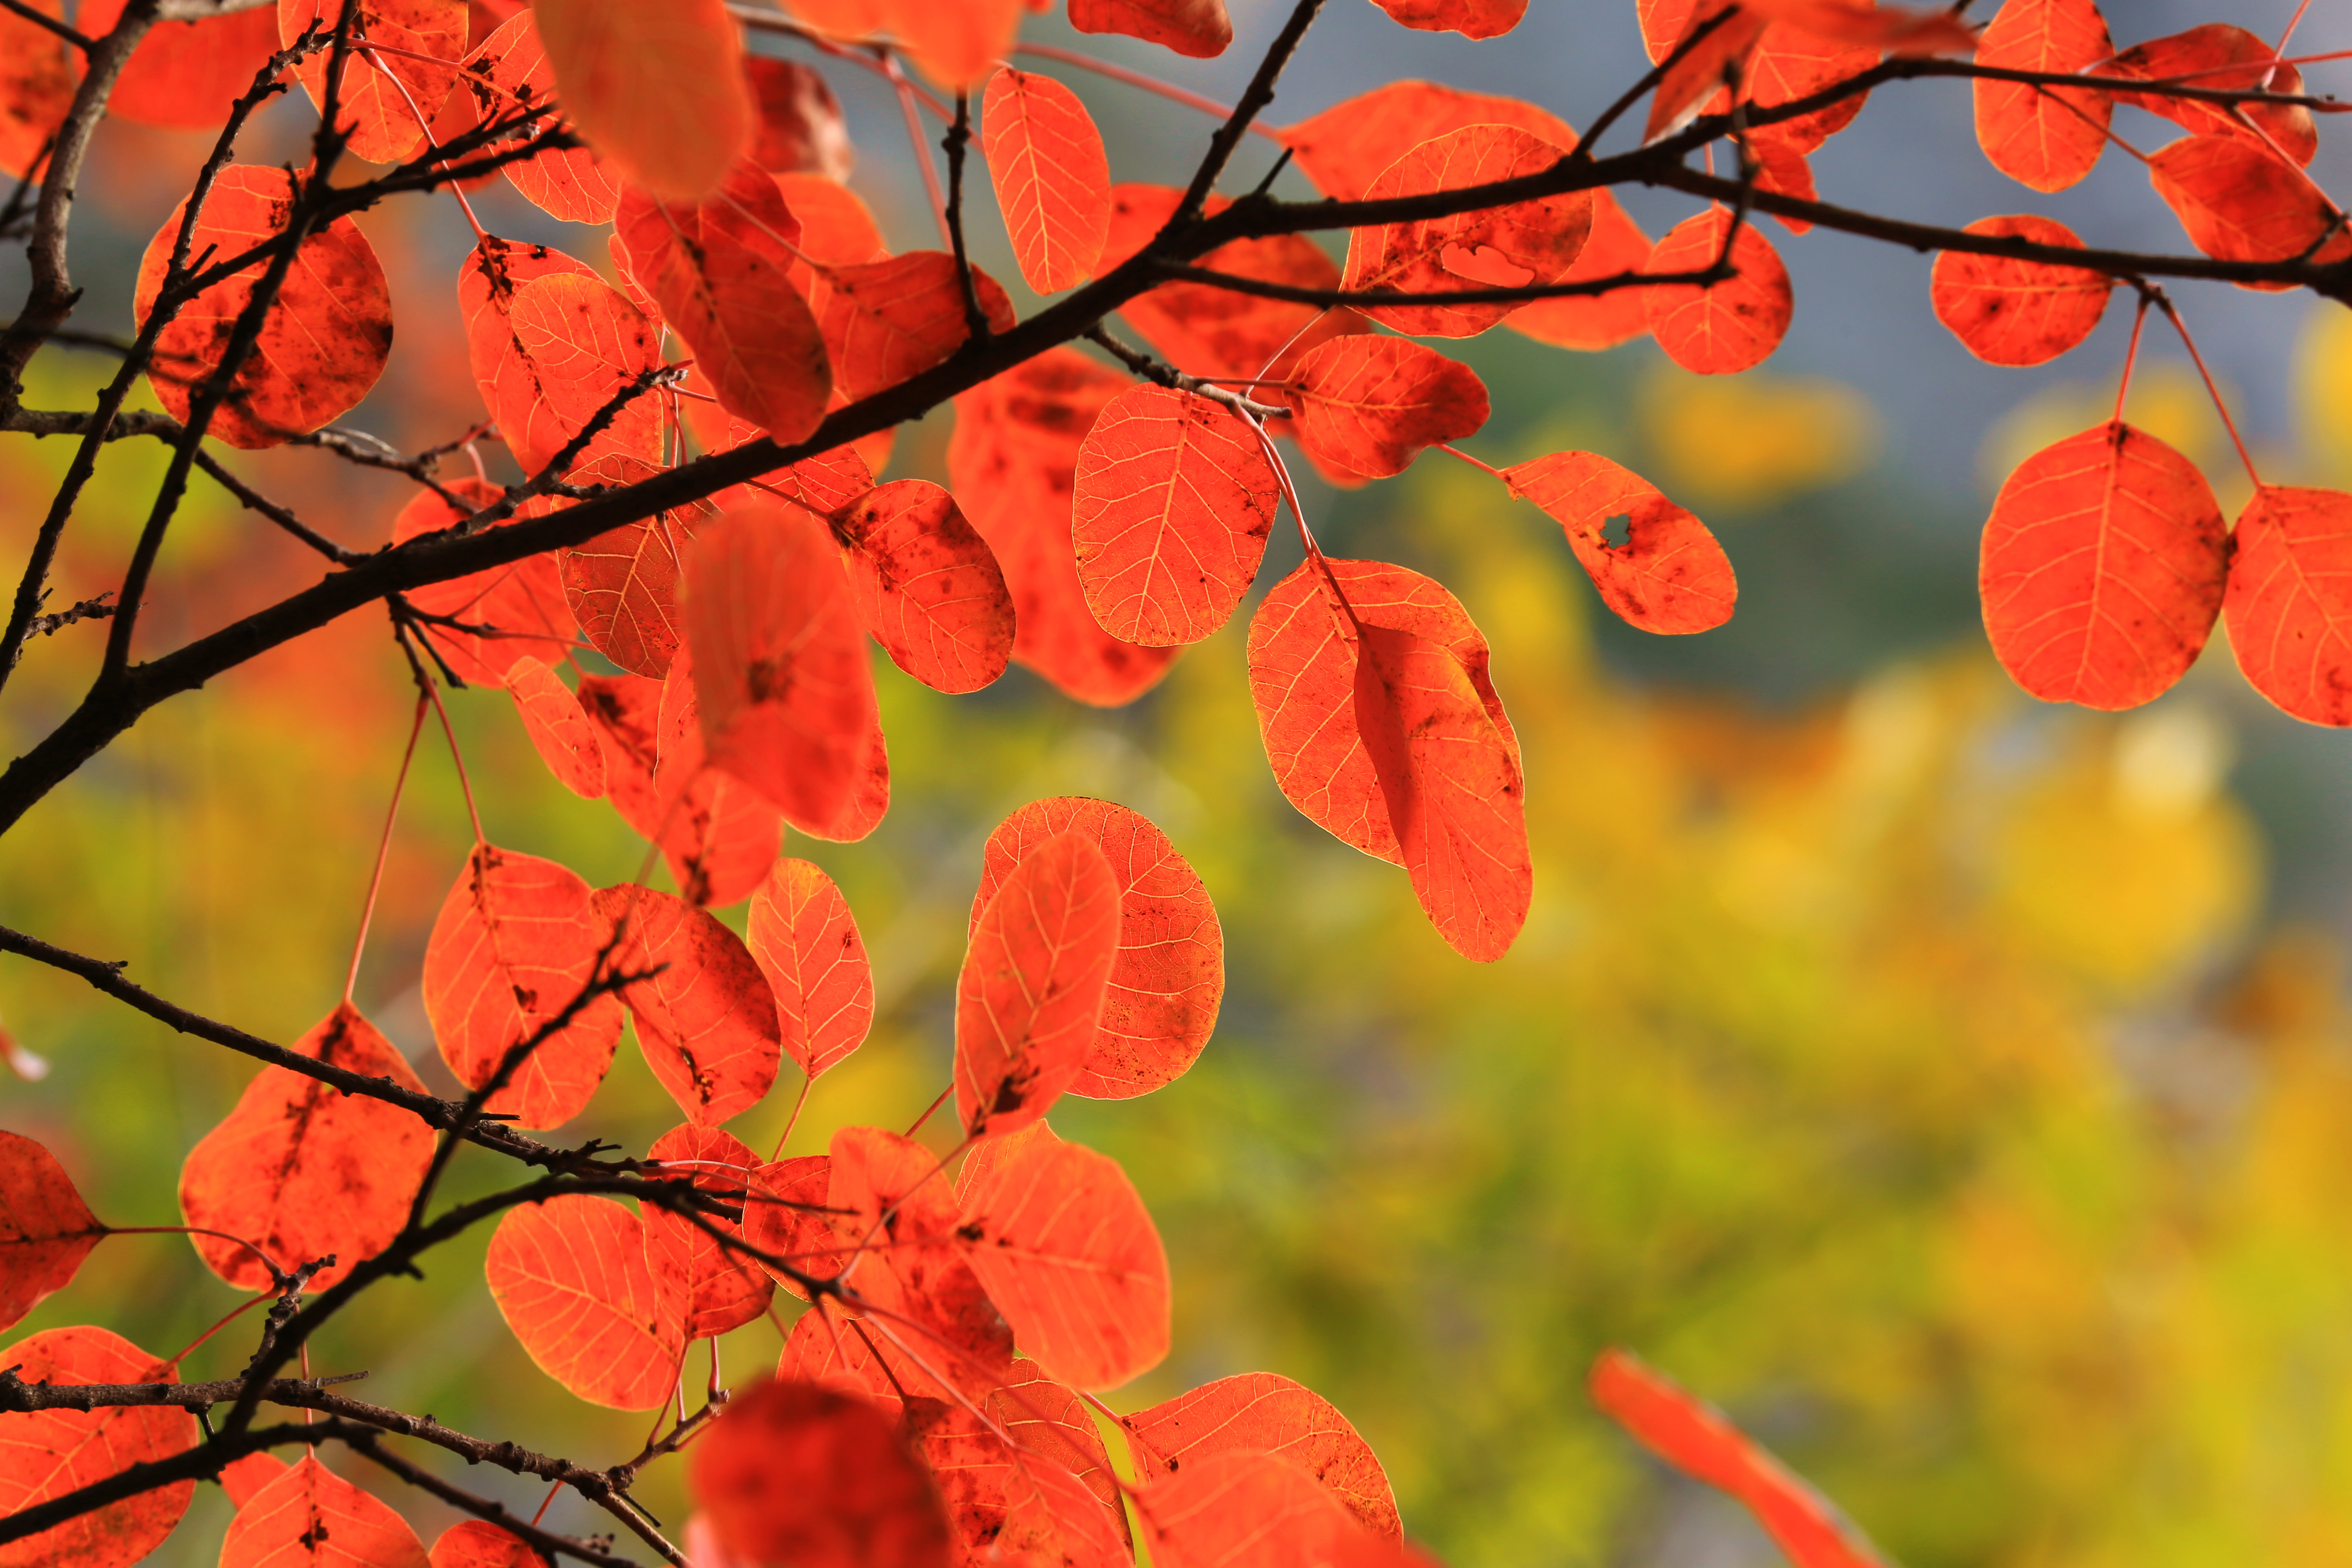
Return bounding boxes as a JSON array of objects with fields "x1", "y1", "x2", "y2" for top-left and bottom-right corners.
[
  {"x1": 793, "y1": 701, "x2": 892, "y2": 845},
  {"x1": 1973, "y1": 0, "x2": 2113, "y2": 194},
  {"x1": 1751, "y1": 134, "x2": 1817, "y2": 234},
  {"x1": 530, "y1": 0, "x2": 751, "y2": 199},
  {"x1": 683, "y1": 497, "x2": 878, "y2": 835},
  {"x1": 423, "y1": 841, "x2": 625, "y2": 1129},
  {"x1": 2103, "y1": 23, "x2": 2317, "y2": 168},
  {"x1": 0, "y1": 1328, "x2": 192, "y2": 1568},
  {"x1": 278, "y1": 0, "x2": 465, "y2": 165},
  {"x1": 1366, "y1": 0, "x2": 1523, "y2": 40},
  {"x1": 1071, "y1": 385, "x2": 1282, "y2": 646},
  {"x1": 982, "y1": 68, "x2": 1112, "y2": 294},
  {"x1": 967, "y1": 798, "x2": 1222, "y2": 1100},
  {"x1": 177, "y1": 1002, "x2": 433, "y2": 1293},
  {"x1": 0, "y1": 1131, "x2": 106, "y2": 1333},
  {"x1": 1509, "y1": 200, "x2": 1654, "y2": 353},
  {"x1": 2222, "y1": 486, "x2": 2352, "y2": 726},
  {"x1": 1643, "y1": 206, "x2": 1794, "y2": 374},
  {"x1": 0, "y1": 0, "x2": 76, "y2": 181},
  {"x1": 220, "y1": 1453, "x2": 428, "y2": 1568},
  {"x1": 891, "y1": 0, "x2": 1022, "y2": 91},
  {"x1": 747, "y1": 56, "x2": 853, "y2": 179},
  {"x1": 499, "y1": 273, "x2": 664, "y2": 477},
  {"x1": 688, "y1": 1379, "x2": 952, "y2": 1568},
  {"x1": 988, "y1": 1364, "x2": 1129, "y2": 1518},
  {"x1": 1284, "y1": 336, "x2": 1490, "y2": 480},
  {"x1": 1134, "y1": 1451, "x2": 1366, "y2": 1568},
  {"x1": 221, "y1": 1453, "x2": 290, "y2": 1511},
  {"x1": 391, "y1": 479, "x2": 573, "y2": 689},
  {"x1": 1744, "y1": 22, "x2": 1877, "y2": 152},
  {"x1": 1339, "y1": 126, "x2": 1594, "y2": 339},
  {"x1": 589, "y1": 884, "x2": 782, "y2": 1126},
  {"x1": 739, "y1": 1154, "x2": 835, "y2": 1298},
  {"x1": 485, "y1": 1192, "x2": 684, "y2": 1409},
  {"x1": 954, "y1": 831, "x2": 1123, "y2": 1138},
  {"x1": 833, "y1": 479, "x2": 1016, "y2": 695},
  {"x1": 616, "y1": 160, "x2": 832, "y2": 443},
  {"x1": 747, "y1": 858, "x2": 875, "y2": 1081},
  {"x1": 1069, "y1": 0, "x2": 1230, "y2": 58},
  {"x1": 429, "y1": 1521, "x2": 547, "y2": 1568},
  {"x1": 1502, "y1": 450, "x2": 1737, "y2": 634},
  {"x1": 549, "y1": 455, "x2": 689, "y2": 679},
  {"x1": 642, "y1": 1124, "x2": 775, "y2": 1339},
  {"x1": 132, "y1": 166, "x2": 392, "y2": 450},
  {"x1": 1979, "y1": 421, "x2": 2227, "y2": 710},
  {"x1": 453, "y1": 11, "x2": 620, "y2": 222},
  {"x1": 1120, "y1": 1372, "x2": 1403, "y2": 1538},
  {"x1": 904, "y1": 1384, "x2": 1129, "y2": 1568},
  {"x1": 456, "y1": 236, "x2": 594, "y2": 453},
  {"x1": 633, "y1": 662, "x2": 788, "y2": 905},
  {"x1": 1590, "y1": 1349, "x2": 1891, "y2": 1568},
  {"x1": 1644, "y1": 2, "x2": 1771, "y2": 145},
  {"x1": 776, "y1": 1305, "x2": 914, "y2": 1416},
  {"x1": 503, "y1": 657, "x2": 606, "y2": 799},
  {"x1": 1281, "y1": 82, "x2": 1577, "y2": 203},
  {"x1": 814, "y1": 252, "x2": 1017, "y2": 403},
  {"x1": 2149, "y1": 135, "x2": 2352, "y2": 283},
  {"x1": 84, "y1": 0, "x2": 278, "y2": 131},
  {"x1": 954, "y1": 1120, "x2": 1171, "y2": 1389},
  {"x1": 1930, "y1": 215, "x2": 2112, "y2": 366},
  {"x1": 949, "y1": 350, "x2": 1184, "y2": 705}
]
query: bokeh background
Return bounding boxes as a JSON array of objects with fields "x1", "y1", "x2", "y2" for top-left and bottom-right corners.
[{"x1": 8, "y1": 1, "x2": 2352, "y2": 1565}]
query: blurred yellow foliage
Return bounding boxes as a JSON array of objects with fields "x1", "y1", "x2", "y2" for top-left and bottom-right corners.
[
  {"x1": 2295, "y1": 301, "x2": 2352, "y2": 487},
  {"x1": 1636, "y1": 365, "x2": 1878, "y2": 510}
]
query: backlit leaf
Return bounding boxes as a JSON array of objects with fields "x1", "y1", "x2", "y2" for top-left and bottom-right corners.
[
  {"x1": 500, "y1": 274, "x2": 664, "y2": 477},
  {"x1": 392, "y1": 477, "x2": 573, "y2": 688},
  {"x1": 1281, "y1": 81, "x2": 1576, "y2": 202},
  {"x1": 424, "y1": 842, "x2": 625, "y2": 1128},
  {"x1": 220, "y1": 1454, "x2": 290, "y2": 1511},
  {"x1": 1979, "y1": 421, "x2": 2227, "y2": 710},
  {"x1": 904, "y1": 1383, "x2": 1129, "y2": 1568},
  {"x1": 2104, "y1": 23, "x2": 2316, "y2": 168},
  {"x1": 2222, "y1": 485, "x2": 2352, "y2": 726},
  {"x1": 684, "y1": 498, "x2": 878, "y2": 835},
  {"x1": 177, "y1": 1003, "x2": 432, "y2": 1292},
  {"x1": 1591, "y1": 1348, "x2": 1891, "y2": 1568},
  {"x1": 0, "y1": 1327, "x2": 194, "y2": 1568},
  {"x1": 457, "y1": 237, "x2": 597, "y2": 460},
  {"x1": 488, "y1": 1194, "x2": 681, "y2": 1409},
  {"x1": 1752, "y1": 134, "x2": 1817, "y2": 233},
  {"x1": 968, "y1": 797, "x2": 1223, "y2": 1099},
  {"x1": 649, "y1": 660, "x2": 791, "y2": 904},
  {"x1": 532, "y1": 0, "x2": 751, "y2": 199},
  {"x1": 891, "y1": 0, "x2": 1022, "y2": 91},
  {"x1": 1644, "y1": 2, "x2": 1770, "y2": 145},
  {"x1": 793, "y1": 702, "x2": 892, "y2": 846},
  {"x1": 815, "y1": 252, "x2": 1017, "y2": 402},
  {"x1": 454, "y1": 10, "x2": 620, "y2": 222},
  {"x1": 954, "y1": 832, "x2": 1123, "y2": 1138},
  {"x1": 747, "y1": 56, "x2": 853, "y2": 179},
  {"x1": 747, "y1": 858, "x2": 875, "y2": 1081},
  {"x1": 1069, "y1": 0, "x2": 1230, "y2": 58},
  {"x1": 0, "y1": 1132, "x2": 105, "y2": 1334},
  {"x1": 1135, "y1": 1451, "x2": 1363, "y2": 1568},
  {"x1": 85, "y1": 0, "x2": 276, "y2": 131},
  {"x1": 834, "y1": 479, "x2": 1015, "y2": 695},
  {"x1": 2149, "y1": 135, "x2": 2352, "y2": 284},
  {"x1": 278, "y1": 0, "x2": 464, "y2": 165},
  {"x1": 1120, "y1": 1372, "x2": 1401, "y2": 1537},
  {"x1": 0, "y1": 0, "x2": 74, "y2": 181},
  {"x1": 1973, "y1": 0, "x2": 2112, "y2": 193},
  {"x1": 739, "y1": 1154, "x2": 833, "y2": 1299},
  {"x1": 955, "y1": 1120, "x2": 1171, "y2": 1389},
  {"x1": 775, "y1": 1305, "x2": 907, "y2": 1414},
  {"x1": 688, "y1": 1379, "x2": 952, "y2": 1568},
  {"x1": 1501, "y1": 450, "x2": 1736, "y2": 633},
  {"x1": 551, "y1": 455, "x2": 689, "y2": 680},
  {"x1": 506, "y1": 656, "x2": 606, "y2": 798},
  {"x1": 1283, "y1": 336, "x2": 1489, "y2": 480},
  {"x1": 1072, "y1": 385, "x2": 1282, "y2": 646},
  {"x1": 220, "y1": 1453, "x2": 428, "y2": 1568},
  {"x1": 1366, "y1": 0, "x2": 1523, "y2": 40},
  {"x1": 1339, "y1": 125, "x2": 1593, "y2": 339},
  {"x1": 1743, "y1": 20, "x2": 1877, "y2": 152},
  {"x1": 590, "y1": 884, "x2": 782, "y2": 1126},
  {"x1": 642, "y1": 1124, "x2": 775, "y2": 1339},
  {"x1": 982, "y1": 68, "x2": 1111, "y2": 294},
  {"x1": 132, "y1": 166, "x2": 393, "y2": 450},
  {"x1": 1643, "y1": 207, "x2": 1793, "y2": 374},
  {"x1": 1930, "y1": 215, "x2": 2111, "y2": 366},
  {"x1": 429, "y1": 1522, "x2": 546, "y2": 1568}
]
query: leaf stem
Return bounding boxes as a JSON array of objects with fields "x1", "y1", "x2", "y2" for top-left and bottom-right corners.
[
  {"x1": 343, "y1": 697, "x2": 428, "y2": 1004},
  {"x1": 2154, "y1": 292, "x2": 2262, "y2": 489}
]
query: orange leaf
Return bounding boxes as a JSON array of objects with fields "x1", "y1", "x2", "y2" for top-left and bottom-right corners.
[
  {"x1": 1339, "y1": 125, "x2": 1593, "y2": 339},
  {"x1": 1071, "y1": 385, "x2": 1282, "y2": 646},
  {"x1": 834, "y1": 479, "x2": 1015, "y2": 694},
  {"x1": 953, "y1": 832, "x2": 1123, "y2": 1138},
  {"x1": 2104, "y1": 23, "x2": 2316, "y2": 168},
  {"x1": 1745, "y1": 22, "x2": 1878, "y2": 151},
  {"x1": 688, "y1": 1379, "x2": 951, "y2": 1568},
  {"x1": 904, "y1": 1378, "x2": 1130, "y2": 1567},
  {"x1": 949, "y1": 350, "x2": 1183, "y2": 704},
  {"x1": 1120, "y1": 1372, "x2": 1402, "y2": 1538},
  {"x1": 551, "y1": 454, "x2": 689, "y2": 679},
  {"x1": 220, "y1": 1453, "x2": 290, "y2": 1512},
  {"x1": 1134, "y1": 1451, "x2": 1366, "y2": 1568},
  {"x1": 1643, "y1": 206, "x2": 1793, "y2": 374},
  {"x1": 1068, "y1": 0, "x2": 1230, "y2": 58},
  {"x1": 791, "y1": 702, "x2": 892, "y2": 845},
  {"x1": 1280, "y1": 82, "x2": 1577, "y2": 203},
  {"x1": 531, "y1": 0, "x2": 751, "y2": 200},
  {"x1": 2149, "y1": 134, "x2": 2352, "y2": 285},
  {"x1": 1979, "y1": 421, "x2": 2227, "y2": 710},
  {"x1": 506, "y1": 656, "x2": 608, "y2": 798},
  {"x1": 888, "y1": 0, "x2": 1022, "y2": 91},
  {"x1": 1930, "y1": 214, "x2": 2112, "y2": 366},
  {"x1": 391, "y1": 477, "x2": 573, "y2": 688},
  {"x1": 0, "y1": 1132, "x2": 105, "y2": 1333},
  {"x1": 177, "y1": 1002, "x2": 432, "y2": 1293},
  {"x1": 982, "y1": 68, "x2": 1111, "y2": 294},
  {"x1": 642, "y1": 1124, "x2": 775, "y2": 1339},
  {"x1": 423, "y1": 842, "x2": 624, "y2": 1129},
  {"x1": 0, "y1": 1328, "x2": 194, "y2": 1568},
  {"x1": 1590, "y1": 1348, "x2": 1891, "y2": 1568},
  {"x1": 132, "y1": 166, "x2": 392, "y2": 450},
  {"x1": 616, "y1": 160, "x2": 832, "y2": 443},
  {"x1": 278, "y1": 0, "x2": 464, "y2": 165},
  {"x1": 590, "y1": 885, "x2": 782, "y2": 1126},
  {"x1": 815, "y1": 252, "x2": 1017, "y2": 402},
  {"x1": 1512, "y1": 203, "x2": 1655, "y2": 354},
  {"x1": 650, "y1": 662, "x2": 792, "y2": 903},
  {"x1": 1502, "y1": 450, "x2": 1737, "y2": 633},
  {"x1": 739, "y1": 1154, "x2": 833, "y2": 1299},
  {"x1": 486, "y1": 1193, "x2": 683, "y2": 1409},
  {"x1": 220, "y1": 1453, "x2": 427, "y2": 1568},
  {"x1": 456, "y1": 238, "x2": 596, "y2": 463},
  {"x1": 747, "y1": 858, "x2": 875, "y2": 1081},
  {"x1": 746, "y1": 56, "x2": 852, "y2": 179},
  {"x1": 455, "y1": 16, "x2": 626, "y2": 227},
  {"x1": 82, "y1": 0, "x2": 276, "y2": 131},
  {"x1": 1366, "y1": 0, "x2": 1523, "y2": 40},
  {"x1": 1752, "y1": 134, "x2": 1817, "y2": 234},
  {"x1": 684, "y1": 497, "x2": 878, "y2": 834},
  {"x1": 775, "y1": 1305, "x2": 910, "y2": 1414},
  {"x1": 955, "y1": 1121, "x2": 1170, "y2": 1389},
  {"x1": 1283, "y1": 336, "x2": 1489, "y2": 480},
  {"x1": 1973, "y1": 0, "x2": 2113, "y2": 193},
  {"x1": 0, "y1": 0, "x2": 76, "y2": 181},
  {"x1": 429, "y1": 1521, "x2": 546, "y2": 1568},
  {"x1": 967, "y1": 798, "x2": 1222, "y2": 1100},
  {"x1": 2222, "y1": 485, "x2": 2352, "y2": 726},
  {"x1": 500, "y1": 274, "x2": 665, "y2": 477},
  {"x1": 1644, "y1": 2, "x2": 1771, "y2": 145}
]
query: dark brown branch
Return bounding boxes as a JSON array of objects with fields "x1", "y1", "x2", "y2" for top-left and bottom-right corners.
[
  {"x1": 287, "y1": 425, "x2": 473, "y2": 510},
  {"x1": 338, "y1": 1432, "x2": 649, "y2": 1568},
  {"x1": 942, "y1": 93, "x2": 989, "y2": 342},
  {"x1": 0, "y1": 1371, "x2": 369, "y2": 1413},
  {"x1": 1173, "y1": 0, "x2": 1324, "y2": 223},
  {"x1": 194, "y1": 452, "x2": 367, "y2": 564},
  {"x1": 24, "y1": 592, "x2": 115, "y2": 641}
]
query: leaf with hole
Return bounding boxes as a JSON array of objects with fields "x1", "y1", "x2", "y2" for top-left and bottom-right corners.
[{"x1": 1502, "y1": 450, "x2": 1736, "y2": 634}]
